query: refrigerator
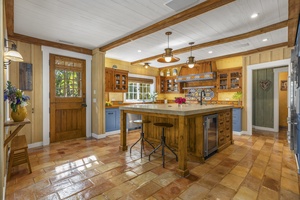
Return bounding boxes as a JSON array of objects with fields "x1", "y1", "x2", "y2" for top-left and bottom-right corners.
[{"x1": 288, "y1": 30, "x2": 300, "y2": 173}]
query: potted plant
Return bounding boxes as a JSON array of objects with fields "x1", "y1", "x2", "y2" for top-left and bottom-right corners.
[
  {"x1": 232, "y1": 91, "x2": 242, "y2": 105},
  {"x1": 4, "y1": 81, "x2": 30, "y2": 122}
]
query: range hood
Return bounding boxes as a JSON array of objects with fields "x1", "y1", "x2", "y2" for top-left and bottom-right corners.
[{"x1": 177, "y1": 72, "x2": 216, "y2": 82}]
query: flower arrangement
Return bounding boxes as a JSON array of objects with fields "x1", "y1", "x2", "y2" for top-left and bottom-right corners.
[
  {"x1": 232, "y1": 91, "x2": 242, "y2": 101},
  {"x1": 4, "y1": 81, "x2": 30, "y2": 112},
  {"x1": 175, "y1": 97, "x2": 186, "y2": 104}
]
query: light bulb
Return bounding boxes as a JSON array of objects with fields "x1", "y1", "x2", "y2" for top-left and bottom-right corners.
[
  {"x1": 188, "y1": 63, "x2": 194, "y2": 68},
  {"x1": 165, "y1": 56, "x2": 172, "y2": 62}
]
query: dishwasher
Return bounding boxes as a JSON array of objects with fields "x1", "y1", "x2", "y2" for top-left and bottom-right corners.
[{"x1": 203, "y1": 114, "x2": 218, "y2": 158}]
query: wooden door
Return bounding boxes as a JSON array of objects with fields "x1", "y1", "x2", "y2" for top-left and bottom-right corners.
[{"x1": 50, "y1": 54, "x2": 86, "y2": 143}]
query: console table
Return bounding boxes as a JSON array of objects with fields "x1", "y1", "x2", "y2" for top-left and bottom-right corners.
[{"x1": 4, "y1": 119, "x2": 30, "y2": 147}]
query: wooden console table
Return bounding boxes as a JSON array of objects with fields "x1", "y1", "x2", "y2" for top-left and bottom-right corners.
[{"x1": 4, "y1": 119, "x2": 31, "y2": 147}]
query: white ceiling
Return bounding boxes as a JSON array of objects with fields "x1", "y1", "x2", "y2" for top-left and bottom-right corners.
[{"x1": 14, "y1": 0, "x2": 289, "y2": 68}]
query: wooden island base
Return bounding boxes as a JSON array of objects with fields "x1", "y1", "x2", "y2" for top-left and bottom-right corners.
[{"x1": 119, "y1": 104, "x2": 233, "y2": 177}]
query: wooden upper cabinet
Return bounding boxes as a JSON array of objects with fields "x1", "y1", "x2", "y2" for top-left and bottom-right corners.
[
  {"x1": 105, "y1": 68, "x2": 128, "y2": 92},
  {"x1": 217, "y1": 67, "x2": 242, "y2": 92},
  {"x1": 105, "y1": 68, "x2": 114, "y2": 92},
  {"x1": 156, "y1": 76, "x2": 183, "y2": 94}
]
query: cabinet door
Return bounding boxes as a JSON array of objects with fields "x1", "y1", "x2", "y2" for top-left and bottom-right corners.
[
  {"x1": 105, "y1": 68, "x2": 114, "y2": 92},
  {"x1": 105, "y1": 109, "x2": 116, "y2": 132},
  {"x1": 115, "y1": 109, "x2": 120, "y2": 130},
  {"x1": 232, "y1": 108, "x2": 242, "y2": 132},
  {"x1": 156, "y1": 76, "x2": 166, "y2": 93},
  {"x1": 114, "y1": 71, "x2": 128, "y2": 92},
  {"x1": 217, "y1": 72, "x2": 228, "y2": 91},
  {"x1": 229, "y1": 71, "x2": 242, "y2": 90}
]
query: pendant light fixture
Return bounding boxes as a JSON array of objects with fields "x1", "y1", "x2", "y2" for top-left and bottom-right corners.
[
  {"x1": 157, "y1": 32, "x2": 180, "y2": 63},
  {"x1": 186, "y1": 42, "x2": 195, "y2": 68},
  {"x1": 4, "y1": 39, "x2": 23, "y2": 62},
  {"x1": 144, "y1": 62, "x2": 150, "y2": 69}
]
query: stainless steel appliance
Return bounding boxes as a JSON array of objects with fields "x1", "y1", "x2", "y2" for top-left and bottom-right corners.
[
  {"x1": 127, "y1": 113, "x2": 142, "y2": 130},
  {"x1": 203, "y1": 114, "x2": 218, "y2": 157}
]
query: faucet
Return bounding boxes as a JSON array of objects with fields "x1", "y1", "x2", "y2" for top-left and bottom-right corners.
[{"x1": 199, "y1": 89, "x2": 206, "y2": 105}]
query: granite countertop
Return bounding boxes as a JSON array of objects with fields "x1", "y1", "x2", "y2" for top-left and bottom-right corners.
[{"x1": 119, "y1": 103, "x2": 233, "y2": 116}]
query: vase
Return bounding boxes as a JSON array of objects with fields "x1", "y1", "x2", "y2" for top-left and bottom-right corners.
[
  {"x1": 11, "y1": 105, "x2": 27, "y2": 122},
  {"x1": 178, "y1": 104, "x2": 183, "y2": 108}
]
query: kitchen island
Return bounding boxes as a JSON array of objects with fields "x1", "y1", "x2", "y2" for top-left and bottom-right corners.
[{"x1": 119, "y1": 104, "x2": 234, "y2": 177}]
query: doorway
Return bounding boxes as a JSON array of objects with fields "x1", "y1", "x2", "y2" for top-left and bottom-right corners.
[
  {"x1": 247, "y1": 59, "x2": 291, "y2": 134},
  {"x1": 49, "y1": 54, "x2": 86, "y2": 142}
]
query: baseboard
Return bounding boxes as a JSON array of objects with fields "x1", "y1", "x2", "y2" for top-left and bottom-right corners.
[
  {"x1": 28, "y1": 141, "x2": 43, "y2": 149},
  {"x1": 233, "y1": 131, "x2": 242, "y2": 135},
  {"x1": 92, "y1": 130, "x2": 120, "y2": 139}
]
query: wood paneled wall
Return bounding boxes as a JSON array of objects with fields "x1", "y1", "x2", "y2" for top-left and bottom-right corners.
[{"x1": 7, "y1": 41, "x2": 43, "y2": 144}]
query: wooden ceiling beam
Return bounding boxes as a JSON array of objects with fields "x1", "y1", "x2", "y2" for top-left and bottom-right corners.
[
  {"x1": 5, "y1": 0, "x2": 14, "y2": 36},
  {"x1": 163, "y1": 42, "x2": 288, "y2": 69},
  {"x1": 131, "y1": 20, "x2": 288, "y2": 65},
  {"x1": 288, "y1": 0, "x2": 300, "y2": 47},
  {"x1": 8, "y1": 33, "x2": 92, "y2": 55},
  {"x1": 99, "y1": 0, "x2": 235, "y2": 52}
]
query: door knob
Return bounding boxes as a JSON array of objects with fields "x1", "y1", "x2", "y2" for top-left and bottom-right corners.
[{"x1": 82, "y1": 103, "x2": 87, "y2": 107}]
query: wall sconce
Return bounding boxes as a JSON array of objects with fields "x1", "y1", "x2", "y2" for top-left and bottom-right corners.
[{"x1": 4, "y1": 39, "x2": 24, "y2": 62}]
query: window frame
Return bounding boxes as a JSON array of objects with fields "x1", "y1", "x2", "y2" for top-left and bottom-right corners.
[{"x1": 124, "y1": 74, "x2": 156, "y2": 103}]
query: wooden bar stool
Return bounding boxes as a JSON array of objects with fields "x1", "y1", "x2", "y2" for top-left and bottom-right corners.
[
  {"x1": 149, "y1": 122, "x2": 178, "y2": 167},
  {"x1": 130, "y1": 120, "x2": 155, "y2": 158},
  {"x1": 7, "y1": 135, "x2": 32, "y2": 180}
]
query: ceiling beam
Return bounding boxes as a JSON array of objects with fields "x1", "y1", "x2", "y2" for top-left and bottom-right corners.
[
  {"x1": 288, "y1": 0, "x2": 300, "y2": 47},
  {"x1": 8, "y1": 33, "x2": 92, "y2": 55},
  {"x1": 131, "y1": 20, "x2": 288, "y2": 65},
  {"x1": 99, "y1": 0, "x2": 235, "y2": 52},
  {"x1": 5, "y1": 0, "x2": 14, "y2": 36},
  {"x1": 163, "y1": 42, "x2": 289, "y2": 69},
  {"x1": 5, "y1": 0, "x2": 92, "y2": 55}
]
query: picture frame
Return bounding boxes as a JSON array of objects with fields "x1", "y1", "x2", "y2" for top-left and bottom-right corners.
[
  {"x1": 281, "y1": 80, "x2": 287, "y2": 91},
  {"x1": 19, "y1": 62, "x2": 33, "y2": 91}
]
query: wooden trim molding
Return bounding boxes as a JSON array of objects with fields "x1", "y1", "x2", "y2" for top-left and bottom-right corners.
[
  {"x1": 131, "y1": 21, "x2": 288, "y2": 65},
  {"x1": 163, "y1": 42, "x2": 289, "y2": 69},
  {"x1": 5, "y1": 0, "x2": 14, "y2": 36},
  {"x1": 99, "y1": 0, "x2": 236, "y2": 52},
  {"x1": 8, "y1": 33, "x2": 92, "y2": 55}
]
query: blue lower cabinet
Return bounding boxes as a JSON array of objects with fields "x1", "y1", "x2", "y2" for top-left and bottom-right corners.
[
  {"x1": 105, "y1": 108, "x2": 120, "y2": 132},
  {"x1": 232, "y1": 108, "x2": 242, "y2": 132}
]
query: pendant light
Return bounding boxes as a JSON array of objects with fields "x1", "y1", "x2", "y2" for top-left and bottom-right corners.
[
  {"x1": 157, "y1": 32, "x2": 180, "y2": 63},
  {"x1": 144, "y1": 62, "x2": 150, "y2": 69},
  {"x1": 186, "y1": 42, "x2": 195, "y2": 68},
  {"x1": 4, "y1": 39, "x2": 23, "y2": 62}
]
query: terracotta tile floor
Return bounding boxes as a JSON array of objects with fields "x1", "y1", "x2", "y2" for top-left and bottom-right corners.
[{"x1": 5, "y1": 129, "x2": 300, "y2": 200}]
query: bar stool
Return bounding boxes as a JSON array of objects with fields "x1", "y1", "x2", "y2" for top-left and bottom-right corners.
[
  {"x1": 149, "y1": 122, "x2": 178, "y2": 167},
  {"x1": 130, "y1": 120, "x2": 155, "y2": 158}
]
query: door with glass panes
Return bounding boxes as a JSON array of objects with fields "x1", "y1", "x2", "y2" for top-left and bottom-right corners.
[{"x1": 49, "y1": 54, "x2": 86, "y2": 142}]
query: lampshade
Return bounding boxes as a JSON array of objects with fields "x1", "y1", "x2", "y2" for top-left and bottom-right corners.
[
  {"x1": 186, "y1": 42, "x2": 195, "y2": 68},
  {"x1": 4, "y1": 39, "x2": 24, "y2": 62},
  {"x1": 157, "y1": 32, "x2": 180, "y2": 63}
]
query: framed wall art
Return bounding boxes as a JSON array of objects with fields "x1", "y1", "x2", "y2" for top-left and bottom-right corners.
[
  {"x1": 281, "y1": 80, "x2": 287, "y2": 91},
  {"x1": 19, "y1": 62, "x2": 33, "y2": 91}
]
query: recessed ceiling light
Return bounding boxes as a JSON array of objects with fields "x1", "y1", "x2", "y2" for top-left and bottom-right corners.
[
  {"x1": 251, "y1": 13, "x2": 258, "y2": 18},
  {"x1": 262, "y1": 38, "x2": 268, "y2": 42},
  {"x1": 208, "y1": 51, "x2": 213, "y2": 54},
  {"x1": 137, "y1": 50, "x2": 142, "y2": 53}
]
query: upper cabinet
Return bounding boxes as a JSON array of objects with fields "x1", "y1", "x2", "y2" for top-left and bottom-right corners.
[
  {"x1": 105, "y1": 68, "x2": 128, "y2": 92},
  {"x1": 157, "y1": 76, "x2": 183, "y2": 93},
  {"x1": 217, "y1": 67, "x2": 242, "y2": 92},
  {"x1": 157, "y1": 67, "x2": 183, "y2": 94}
]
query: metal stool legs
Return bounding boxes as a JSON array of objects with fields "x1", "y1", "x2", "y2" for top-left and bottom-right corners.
[
  {"x1": 130, "y1": 122, "x2": 155, "y2": 158},
  {"x1": 149, "y1": 127, "x2": 178, "y2": 167}
]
